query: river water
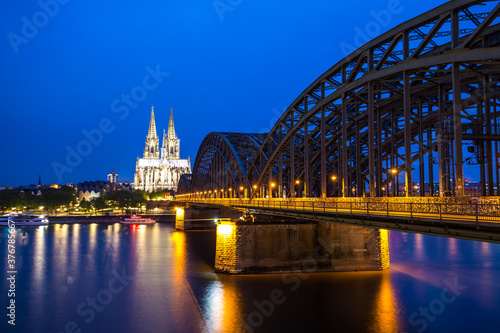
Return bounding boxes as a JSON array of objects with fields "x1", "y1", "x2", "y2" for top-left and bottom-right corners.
[{"x1": 1, "y1": 222, "x2": 499, "y2": 333}]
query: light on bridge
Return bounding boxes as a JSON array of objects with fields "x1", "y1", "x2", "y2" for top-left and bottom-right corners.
[
  {"x1": 331, "y1": 175, "x2": 337, "y2": 181},
  {"x1": 240, "y1": 186, "x2": 244, "y2": 191},
  {"x1": 295, "y1": 180, "x2": 300, "y2": 184},
  {"x1": 253, "y1": 185, "x2": 257, "y2": 189},
  {"x1": 176, "y1": 207, "x2": 185, "y2": 217},
  {"x1": 390, "y1": 168, "x2": 398, "y2": 174},
  {"x1": 271, "y1": 182, "x2": 276, "y2": 188},
  {"x1": 217, "y1": 223, "x2": 234, "y2": 237}
]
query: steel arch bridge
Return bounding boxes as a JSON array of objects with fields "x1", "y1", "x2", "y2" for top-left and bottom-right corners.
[
  {"x1": 184, "y1": 132, "x2": 267, "y2": 197},
  {"x1": 181, "y1": 0, "x2": 500, "y2": 200}
]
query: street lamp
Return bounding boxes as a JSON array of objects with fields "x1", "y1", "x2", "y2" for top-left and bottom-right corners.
[
  {"x1": 390, "y1": 168, "x2": 398, "y2": 196},
  {"x1": 331, "y1": 175, "x2": 338, "y2": 197},
  {"x1": 294, "y1": 179, "x2": 301, "y2": 197}
]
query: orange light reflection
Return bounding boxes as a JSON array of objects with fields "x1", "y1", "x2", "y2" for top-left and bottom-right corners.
[
  {"x1": 371, "y1": 271, "x2": 401, "y2": 333},
  {"x1": 205, "y1": 276, "x2": 243, "y2": 333}
]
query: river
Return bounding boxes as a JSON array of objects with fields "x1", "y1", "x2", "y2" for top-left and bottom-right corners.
[{"x1": 1, "y1": 222, "x2": 499, "y2": 332}]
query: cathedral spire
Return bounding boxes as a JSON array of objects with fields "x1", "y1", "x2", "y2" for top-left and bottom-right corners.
[
  {"x1": 148, "y1": 105, "x2": 157, "y2": 138},
  {"x1": 143, "y1": 106, "x2": 160, "y2": 159},
  {"x1": 162, "y1": 129, "x2": 166, "y2": 148},
  {"x1": 167, "y1": 106, "x2": 177, "y2": 139}
]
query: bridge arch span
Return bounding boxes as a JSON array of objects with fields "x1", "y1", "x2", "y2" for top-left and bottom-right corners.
[
  {"x1": 244, "y1": 0, "x2": 500, "y2": 198},
  {"x1": 185, "y1": 132, "x2": 267, "y2": 197}
]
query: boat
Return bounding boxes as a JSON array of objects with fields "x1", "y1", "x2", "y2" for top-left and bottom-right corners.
[
  {"x1": 121, "y1": 215, "x2": 156, "y2": 225},
  {"x1": 0, "y1": 212, "x2": 49, "y2": 226}
]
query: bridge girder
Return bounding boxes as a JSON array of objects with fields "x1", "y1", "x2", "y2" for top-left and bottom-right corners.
[
  {"x1": 182, "y1": 0, "x2": 500, "y2": 199},
  {"x1": 186, "y1": 132, "x2": 267, "y2": 197},
  {"x1": 244, "y1": 0, "x2": 500, "y2": 199}
]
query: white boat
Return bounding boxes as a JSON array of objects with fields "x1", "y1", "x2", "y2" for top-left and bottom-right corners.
[
  {"x1": 0, "y1": 212, "x2": 49, "y2": 226},
  {"x1": 121, "y1": 215, "x2": 156, "y2": 225}
]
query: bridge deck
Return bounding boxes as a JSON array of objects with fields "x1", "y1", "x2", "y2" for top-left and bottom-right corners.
[{"x1": 175, "y1": 199, "x2": 500, "y2": 243}]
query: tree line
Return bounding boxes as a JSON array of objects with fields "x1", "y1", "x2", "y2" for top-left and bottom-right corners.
[{"x1": 0, "y1": 187, "x2": 169, "y2": 214}]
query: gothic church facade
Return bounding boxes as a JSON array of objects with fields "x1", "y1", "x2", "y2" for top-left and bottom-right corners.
[{"x1": 134, "y1": 106, "x2": 191, "y2": 192}]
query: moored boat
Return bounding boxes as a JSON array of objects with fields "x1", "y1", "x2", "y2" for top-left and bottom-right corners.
[
  {"x1": 121, "y1": 215, "x2": 155, "y2": 225},
  {"x1": 0, "y1": 212, "x2": 49, "y2": 226}
]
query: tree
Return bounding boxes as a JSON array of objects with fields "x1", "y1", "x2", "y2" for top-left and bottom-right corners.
[
  {"x1": 79, "y1": 198, "x2": 92, "y2": 212},
  {"x1": 91, "y1": 196, "x2": 108, "y2": 213},
  {"x1": 0, "y1": 190, "x2": 22, "y2": 213},
  {"x1": 105, "y1": 190, "x2": 148, "y2": 212},
  {"x1": 41, "y1": 186, "x2": 76, "y2": 212},
  {"x1": 130, "y1": 191, "x2": 147, "y2": 209},
  {"x1": 149, "y1": 191, "x2": 165, "y2": 200},
  {"x1": 21, "y1": 191, "x2": 41, "y2": 210}
]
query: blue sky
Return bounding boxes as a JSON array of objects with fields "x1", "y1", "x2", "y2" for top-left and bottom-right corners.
[{"x1": 0, "y1": 0, "x2": 451, "y2": 186}]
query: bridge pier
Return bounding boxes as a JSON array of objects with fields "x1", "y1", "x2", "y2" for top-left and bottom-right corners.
[
  {"x1": 215, "y1": 218, "x2": 389, "y2": 274},
  {"x1": 175, "y1": 206, "x2": 243, "y2": 230}
]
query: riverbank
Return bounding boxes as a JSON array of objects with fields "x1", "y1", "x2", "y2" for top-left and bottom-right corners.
[{"x1": 48, "y1": 214, "x2": 175, "y2": 224}]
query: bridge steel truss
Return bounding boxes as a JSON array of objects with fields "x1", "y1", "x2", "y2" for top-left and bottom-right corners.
[
  {"x1": 184, "y1": 0, "x2": 500, "y2": 200},
  {"x1": 244, "y1": 0, "x2": 500, "y2": 199},
  {"x1": 188, "y1": 132, "x2": 267, "y2": 198}
]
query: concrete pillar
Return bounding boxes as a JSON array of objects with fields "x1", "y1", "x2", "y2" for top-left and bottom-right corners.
[
  {"x1": 215, "y1": 220, "x2": 390, "y2": 274},
  {"x1": 175, "y1": 207, "x2": 185, "y2": 230},
  {"x1": 177, "y1": 207, "x2": 242, "y2": 231}
]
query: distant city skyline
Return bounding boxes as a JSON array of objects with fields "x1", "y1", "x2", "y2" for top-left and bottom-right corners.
[{"x1": 2, "y1": 0, "x2": 481, "y2": 187}]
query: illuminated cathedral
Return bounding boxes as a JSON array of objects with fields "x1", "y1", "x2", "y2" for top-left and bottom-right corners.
[{"x1": 134, "y1": 106, "x2": 191, "y2": 192}]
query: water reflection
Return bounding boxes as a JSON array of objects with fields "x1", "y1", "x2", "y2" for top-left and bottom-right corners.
[
  {"x1": 52, "y1": 224, "x2": 69, "y2": 289},
  {"x1": 171, "y1": 231, "x2": 206, "y2": 331},
  {"x1": 30, "y1": 226, "x2": 47, "y2": 321},
  {"x1": 4, "y1": 224, "x2": 500, "y2": 333},
  {"x1": 370, "y1": 271, "x2": 401, "y2": 333},
  {"x1": 414, "y1": 233, "x2": 425, "y2": 260},
  {"x1": 204, "y1": 277, "x2": 243, "y2": 333},
  {"x1": 480, "y1": 241, "x2": 491, "y2": 258},
  {"x1": 447, "y1": 237, "x2": 458, "y2": 258}
]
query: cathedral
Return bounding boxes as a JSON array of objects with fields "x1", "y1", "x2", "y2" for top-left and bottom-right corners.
[{"x1": 134, "y1": 106, "x2": 191, "y2": 192}]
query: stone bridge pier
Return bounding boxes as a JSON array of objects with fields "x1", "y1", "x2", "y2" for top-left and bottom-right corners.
[
  {"x1": 215, "y1": 216, "x2": 390, "y2": 274},
  {"x1": 175, "y1": 207, "x2": 389, "y2": 274},
  {"x1": 175, "y1": 205, "x2": 243, "y2": 230}
]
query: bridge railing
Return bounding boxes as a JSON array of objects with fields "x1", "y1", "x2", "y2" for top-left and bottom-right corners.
[{"x1": 176, "y1": 198, "x2": 500, "y2": 224}]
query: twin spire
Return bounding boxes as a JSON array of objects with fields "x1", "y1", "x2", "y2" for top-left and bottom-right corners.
[
  {"x1": 167, "y1": 106, "x2": 176, "y2": 139},
  {"x1": 147, "y1": 105, "x2": 177, "y2": 140},
  {"x1": 148, "y1": 106, "x2": 157, "y2": 137},
  {"x1": 145, "y1": 105, "x2": 180, "y2": 160}
]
